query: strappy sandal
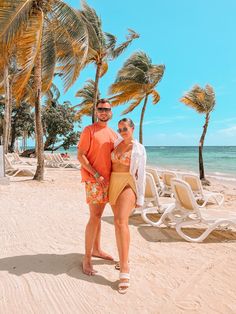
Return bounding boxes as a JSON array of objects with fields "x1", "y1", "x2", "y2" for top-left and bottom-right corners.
[
  {"x1": 118, "y1": 273, "x2": 130, "y2": 294},
  {"x1": 115, "y1": 261, "x2": 130, "y2": 270},
  {"x1": 115, "y1": 261, "x2": 120, "y2": 270}
]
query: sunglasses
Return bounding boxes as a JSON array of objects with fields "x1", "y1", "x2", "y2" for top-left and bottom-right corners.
[
  {"x1": 96, "y1": 107, "x2": 111, "y2": 113},
  {"x1": 117, "y1": 127, "x2": 128, "y2": 133}
]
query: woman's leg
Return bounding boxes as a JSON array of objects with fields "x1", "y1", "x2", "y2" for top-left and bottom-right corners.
[{"x1": 112, "y1": 186, "x2": 136, "y2": 274}]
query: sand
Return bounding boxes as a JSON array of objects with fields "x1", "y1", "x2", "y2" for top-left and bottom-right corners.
[{"x1": 0, "y1": 162, "x2": 236, "y2": 313}]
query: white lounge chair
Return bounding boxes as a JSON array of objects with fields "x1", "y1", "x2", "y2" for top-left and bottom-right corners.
[
  {"x1": 142, "y1": 178, "x2": 236, "y2": 242},
  {"x1": 182, "y1": 173, "x2": 224, "y2": 207},
  {"x1": 54, "y1": 153, "x2": 80, "y2": 169},
  {"x1": 161, "y1": 170, "x2": 177, "y2": 197},
  {"x1": 4, "y1": 155, "x2": 34, "y2": 177},
  {"x1": 141, "y1": 172, "x2": 175, "y2": 219},
  {"x1": 146, "y1": 167, "x2": 164, "y2": 196},
  {"x1": 11, "y1": 152, "x2": 35, "y2": 166},
  {"x1": 170, "y1": 178, "x2": 236, "y2": 242},
  {"x1": 44, "y1": 154, "x2": 60, "y2": 168}
]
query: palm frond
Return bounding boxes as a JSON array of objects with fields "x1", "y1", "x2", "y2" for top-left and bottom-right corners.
[
  {"x1": 121, "y1": 51, "x2": 151, "y2": 73},
  {"x1": 104, "y1": 32, "x2": 117, "y2": 50},
  {"x1": 0, "y1": 0, "x2": 34, "y2": 46},
  {"x1": 205, "y1": 84, "x2": 216, "y2": 111},
  {"x1": 111, "y1": 90, "x2": 145, "y2": 107},
  {"x1": 51, "y1": 2, "x2": 89, "y2": 91},
  {"x1": 99, "y1": 61, "x2": 108, "y2": 77},
  {"x1": 75, "y1": 79, "x2": 100, "y2": 108},
  {"x1": 151, "y1": 90, "x2": 160, "y2": 104},
  {"x1": 180, "y1": 84, "x2": 216, "y2": 114},
  {"x1": 116, "y1": 64, "x2": 146, "y2": 83},
  {"x1": 12, "y1": 10, "x2": 43, "y2": 101},
  {"x1": 121, "y1": 97, "x2": 143, "y2": 115},
  {"x1": 41, "y1": 21, "x2": 56, "y2": 93},
  {"x1": 148, "y1": 64, "x2": 165, "y2": 85},
  {"x1": 75, "y1": 103, "x2": 93, "y2": 120},
  {"x1": 53, "y1": 25, "x2": 88, "y2": 91},
  {"x1": 111, "y1": 29, "x2": 139, "y2": 59},
  {"x1": 109, "y1": 81, "x2": 144, "y2": 95},
  {"x1": 80, "y1": 0, "x2": 105, "y2": 52}
]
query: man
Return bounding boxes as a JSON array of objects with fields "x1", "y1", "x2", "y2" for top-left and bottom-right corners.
[{"x1": 77, "y1": 99, "x2": 117, "y2": 275}]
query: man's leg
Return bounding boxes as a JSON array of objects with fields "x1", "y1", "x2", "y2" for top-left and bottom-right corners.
[
  {"x1": 83, "y1": 203, "x2": 106, "y2": 275},
  {"x1": 92, "y1": 218, "x2": 114, "y2": 261}
]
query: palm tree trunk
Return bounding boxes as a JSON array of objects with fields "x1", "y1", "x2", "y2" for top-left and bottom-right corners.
[
  {"x1": 92, "y1": 62, "x2": 101, "y2": 123},
  {"x1": 33, "y1": 49, "x2": 44, "y2": 181},
  {"x1": 3, "y1": 65, "x2": 11, "y2": 154},
  {"x1": 139, "y1": 95, "x2": 148, "y2": 144},
  {"x1": 10, "y1": 124, "x2": 16, "y2": 152},
  {"x1": 199, "y1": 112, "x2": 210, "y2": 181}
]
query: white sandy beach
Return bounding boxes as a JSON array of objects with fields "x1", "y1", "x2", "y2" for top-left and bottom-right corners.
[{"x1": 0, "y1": 161, "x2": 236, "y2": 313}]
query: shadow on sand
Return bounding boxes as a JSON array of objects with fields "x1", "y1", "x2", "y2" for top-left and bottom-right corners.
[
  {"x1": 102, "y1": 213, "x2": 236, "y2": 243},
  {"x1": 0, "y1": 253, "x2": 118, "y2": 290}
]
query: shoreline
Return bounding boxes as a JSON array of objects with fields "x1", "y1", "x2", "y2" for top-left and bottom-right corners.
[{"x1": 147, "y1": 163, "x2": 236, "y2": 186}]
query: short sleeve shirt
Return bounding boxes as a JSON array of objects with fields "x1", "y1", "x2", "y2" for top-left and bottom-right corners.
[{"x1": 77, "y1": 123, "x2": 118, "y2": 182}]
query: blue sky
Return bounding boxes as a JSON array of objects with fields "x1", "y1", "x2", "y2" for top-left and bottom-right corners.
[{"x1": 54, "y1": 0, "x2": 236, "y2": 146}]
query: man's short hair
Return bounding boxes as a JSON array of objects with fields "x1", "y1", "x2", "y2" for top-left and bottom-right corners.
[{"x1": 96, "y1": 98, "x2": 111, "y2": 107}]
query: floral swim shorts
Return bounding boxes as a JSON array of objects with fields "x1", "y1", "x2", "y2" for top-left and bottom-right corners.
[{"x1": 85, "y1": 181, "x2": 109, "y2": 204}]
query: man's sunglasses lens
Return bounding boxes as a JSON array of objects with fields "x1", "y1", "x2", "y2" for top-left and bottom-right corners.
[
  {"x1": 97, "y1": 108, "x2": 111, "y2": 112},
  {"x1": 117, "y1": 127, "x2": 128, "y2": 133}
]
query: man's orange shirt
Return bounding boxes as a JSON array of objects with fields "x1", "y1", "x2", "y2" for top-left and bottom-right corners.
[{"x1": 77, "y1": 123, "x2": 117, "y2": 182}]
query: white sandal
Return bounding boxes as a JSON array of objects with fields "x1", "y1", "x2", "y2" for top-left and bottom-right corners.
[{"x1": 118, "y1": 273, "x2": 130, "y2": 294}]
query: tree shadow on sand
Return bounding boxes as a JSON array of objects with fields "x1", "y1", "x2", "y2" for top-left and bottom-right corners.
[
  {"x1": 0, "y1": 253, "x2": 118, "y2": 290},
  {"x1": 102, "y1": 213, "x2": 236, "y2": 243}
]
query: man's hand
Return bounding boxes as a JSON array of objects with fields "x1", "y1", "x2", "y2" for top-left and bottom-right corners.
[{"x1": 96, "y1": 175, "x2": 107, "y2": 187}]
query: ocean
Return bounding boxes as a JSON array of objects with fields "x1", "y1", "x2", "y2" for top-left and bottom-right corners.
[{"x1": 59, "y1": 146, "x2": 236, "y2": 180}]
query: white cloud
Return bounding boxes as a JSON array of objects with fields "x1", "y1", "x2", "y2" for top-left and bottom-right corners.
[
  {"x1": 217, "y1": 125, "x2": 236, "y2": 137},
  {"x1": 213, "y1": 117, "x2": 236, "y2": 125},
  {"x1": 136, "y1": 115, "x2": 187, "y2": 127}
]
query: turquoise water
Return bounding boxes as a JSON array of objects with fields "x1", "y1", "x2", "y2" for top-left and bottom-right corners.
[{"x1": 60, "y1": 146, "x2": 236, "y2": 179}]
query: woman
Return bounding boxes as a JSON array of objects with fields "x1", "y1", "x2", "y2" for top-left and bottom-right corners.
[{"x1": 109, "y1": 118, "x2": 146, "y2": 294}]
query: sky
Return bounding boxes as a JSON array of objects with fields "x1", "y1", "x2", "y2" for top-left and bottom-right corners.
[{"x1": 54, "y1": 0, "x2": 236, "y2": 146}]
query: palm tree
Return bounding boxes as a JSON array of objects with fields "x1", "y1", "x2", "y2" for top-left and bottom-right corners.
[
  {"x1": 0, "y1": 48, "x2": 17, "y2": 154},
  {"x1": 109, "y1": 51, "x2": 165, "y2": 143},
  {"x1": 180, "y1": 84, "x2": 216, "y2": 182},
  {"x1": 74, "y1": 79, "x2": 100, "y2": 120},
  {"x1": 80, "y1": 0, "x2": 139, "y2": 122},
  {"x1": 0, "y1": 0, "x2": 88, "y2": 180}
]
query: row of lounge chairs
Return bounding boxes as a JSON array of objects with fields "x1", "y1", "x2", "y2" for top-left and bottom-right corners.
[
  {"x1": 146, "y1": 167, "x2": 224, "y2": 207},
  {"x1": 44, "y1": 153, "x2": 80, "y2": 169},
  {"x1": 5, "y1": 152, "x2": 80, "y2": 177},
  {"x1": 140, "y1": 169, "x2": 236, "y2": 243}
]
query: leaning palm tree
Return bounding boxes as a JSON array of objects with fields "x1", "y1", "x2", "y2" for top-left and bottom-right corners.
[
  {"x1": 80, "y1": 0, "x2": 139, "y2": 122},
  {"x1": 0, "y1": 0, "x2": 88, "y2": 180},
  {"x1": 109, "y1": 51, "x2": 165, "y2": 143},
  {"x1": 180, "y1": 84, "x2": 216, "y2": 182},
  {"x1": 74, "y1": 79, "x2": 100, "y2": 120}
]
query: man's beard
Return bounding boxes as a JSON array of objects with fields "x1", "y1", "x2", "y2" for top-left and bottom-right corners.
[{"x1": 98, "y1": 117, "x2": 110, "y2": 122}]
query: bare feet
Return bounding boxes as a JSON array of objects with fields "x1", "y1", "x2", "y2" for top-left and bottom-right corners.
[
  {"x1": 92, "y1": 250, "x2": 114, "y2": 261},
  {"x1": 82, "y1": 257, "x2": 97, "y2": 276}
]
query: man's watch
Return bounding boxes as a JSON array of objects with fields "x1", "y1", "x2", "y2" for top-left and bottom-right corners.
[{"x1": 93, "y1": 171, "x2": 100, "y2": 179}]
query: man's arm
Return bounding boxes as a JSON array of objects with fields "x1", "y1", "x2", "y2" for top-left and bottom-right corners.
[
  {"x1": 77, "y1": 149, "x2": 106, "y2": 186},
  {"x1": 77, "y1": 149, "x2": 98, "y2": 177}
]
